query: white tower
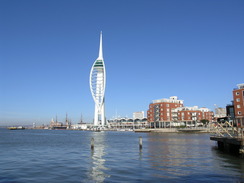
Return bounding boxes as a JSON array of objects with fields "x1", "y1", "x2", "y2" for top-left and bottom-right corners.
[{"x1": 90, "y1": 32, "x2": 106, "y2": 127}]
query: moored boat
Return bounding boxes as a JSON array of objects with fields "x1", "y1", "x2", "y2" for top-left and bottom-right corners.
[{"x1": 8, "y1": 126, "x2": 25, "y2": 130}]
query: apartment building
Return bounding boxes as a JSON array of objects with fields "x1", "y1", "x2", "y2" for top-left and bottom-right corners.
[
  {"x1": 233, "y1": 83, "x2": 244, "y2": 118},
  {"x1": 147, "y1": 96, "x2": 183, "y2": 121},
  {"x1": 172, "y1": 106, "x2": 213, "y2": 122},
  {"x1": 147, "y1": 96, "x2": 213, "y2": 128},
  {"x1": 147, "y1": 96, "x2": 184, "y2": 128}
]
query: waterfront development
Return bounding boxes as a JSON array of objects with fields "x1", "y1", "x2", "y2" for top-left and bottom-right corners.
[
  {"x1": 1, "y1": 128, "x2": 244, "y2": 183},
  {"x1": 1, "y1": 1, "x2": 243, "y2": 182}
]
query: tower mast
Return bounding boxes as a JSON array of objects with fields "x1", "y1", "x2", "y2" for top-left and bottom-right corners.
[{"x1": 98, "y1": 31, "x2": 103, "y2": 59}]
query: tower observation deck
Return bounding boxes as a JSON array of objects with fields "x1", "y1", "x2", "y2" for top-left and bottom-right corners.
[{"x1": 89, "y1": 32, "x2": 106, "y2": 127}]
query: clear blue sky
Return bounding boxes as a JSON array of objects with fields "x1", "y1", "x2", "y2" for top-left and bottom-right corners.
[{"x1": 0, "y1": 0, "x2": 244, "y2": 126}]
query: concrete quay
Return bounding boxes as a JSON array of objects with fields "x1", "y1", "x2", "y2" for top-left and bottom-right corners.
[
  {"x1": 210, "y1": 136, "x2": 244, "y2": 156},
  {"x1": 134, "y1": 127, "x2": 211, "y2": 133}
]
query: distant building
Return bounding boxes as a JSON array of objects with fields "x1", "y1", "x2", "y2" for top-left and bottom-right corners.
[
  {"x1": 133, "y1": 111, "x2": 144, "y2": 120},
  {"x1": 49, "y1": 118, "x2": 67, "y2": 129},
  {"x1": 107, "y1": 117, "x2": 148, "y2": 130},
  {"x1": 147, "y1": 96, "x2": 184, "y2": 128},
  {"x1": 147, "y1": 96, "x2": 213, "y2": 128},
  {"x1": 72, "y1": 123, "x2": 92, "y2": 130},
  {"x1": 214, "y1": 107, "x2": 226, "y2": 118},
  {"x1": 233, "y1": 83, "x2": 244, "y2": 118},
  {"x1": 172, "y1": 106, "x2": 213, "y2": 123},
  {"x1": 226, "y1": 101, "x2": 235, "y2": 121}
]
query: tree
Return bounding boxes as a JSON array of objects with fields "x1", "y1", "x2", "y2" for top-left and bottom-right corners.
[{"x1": 200, "y1": 119, "x2": 209, "y2": 124}]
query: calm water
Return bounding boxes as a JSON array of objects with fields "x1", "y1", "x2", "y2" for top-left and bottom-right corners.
[{"x1": 0, "y1": 128, "x2": 244, "y2": 183}]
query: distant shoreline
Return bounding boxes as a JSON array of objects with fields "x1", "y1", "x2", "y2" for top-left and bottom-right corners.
[{"x1": 2, "y1": 127, "x2": 213, "y2": 133}]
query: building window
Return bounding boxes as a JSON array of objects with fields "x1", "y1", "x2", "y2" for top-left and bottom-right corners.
[
  {"x1": 166, "y1": 104, "x2": 169, "y2": 107},
  {"x1": 236, "y1": 98, "x2": 240, "y2": 102},
  {"x1": 237, "y1": 105, "x2": 241, "y2": 108},
  {"x1": 236, "y1": 92, "x2": 240, "y2": 95},
  {"x1": 238, "y1": 111, "x2": 242, "y2": 115}
]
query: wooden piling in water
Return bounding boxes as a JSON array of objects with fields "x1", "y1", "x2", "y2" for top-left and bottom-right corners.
[
  {"x1": 139, "y1": 136, "x2": 142, "y2": 150},
  {"x1": 91, "y1": 137, "x2": 94, "y2": 150}
]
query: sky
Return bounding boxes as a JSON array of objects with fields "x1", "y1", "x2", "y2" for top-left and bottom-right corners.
[{"x1": 0, "y1": 0, "x2": 244, "y2": 126}]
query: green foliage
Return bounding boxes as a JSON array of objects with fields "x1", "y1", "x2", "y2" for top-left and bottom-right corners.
[{"x1": 200, "y1": 119, "x2": 209, "y2": 124}]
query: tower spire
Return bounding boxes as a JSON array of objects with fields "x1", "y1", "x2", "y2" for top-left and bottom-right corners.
[{"x1": 98, "y1": 31, "x2": 103, "y2": 59}]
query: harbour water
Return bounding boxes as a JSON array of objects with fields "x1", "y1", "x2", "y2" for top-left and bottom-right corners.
[{"x1": 0, "y1": 128, "x2": 244, "y2": 182}]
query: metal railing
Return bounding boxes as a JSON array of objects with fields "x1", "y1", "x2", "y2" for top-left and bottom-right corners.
[{"x1": 211, "y1": 118, "x2": 244, "y2": 139}]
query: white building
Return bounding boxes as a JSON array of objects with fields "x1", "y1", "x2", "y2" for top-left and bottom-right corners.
[
  {"x1": 72, "y1": 123, "x2": 91, "y2": 130},
  {"x1": 133, "y1": 111, "x2": 145, "y2": 120},
  {"x1": 215, "y1": 107, "x2": 226, "y2": 118}
]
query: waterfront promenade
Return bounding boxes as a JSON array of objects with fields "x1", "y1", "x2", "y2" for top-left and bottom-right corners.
[{"x1": 134, "y1": 127, "x2": 212, "y2": 133}]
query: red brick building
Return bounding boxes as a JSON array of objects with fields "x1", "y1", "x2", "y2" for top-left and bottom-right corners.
[
  {"x1": 173, "y1": 107, "x2": 213, "y2": 123},
  {"x1": 147, "y1": 96, "x2": 213, "y2": 128},
  {"x1": 233, "y1": 83, "x2": 244, "y2": 118},
  {"x1": 147, "y1": 96, "x2": 183, "y2": 128}
]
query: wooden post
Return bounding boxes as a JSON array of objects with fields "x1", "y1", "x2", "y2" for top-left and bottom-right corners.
[
  {"x1": 91, "y1": 137, "x2": 94, "y2": 150},
  {"x1": 139, "y1": 136, "x2": 142, "y2": 150}
]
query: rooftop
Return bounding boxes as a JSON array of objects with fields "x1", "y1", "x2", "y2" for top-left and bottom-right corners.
[
  {"x1": 152, "y1": 96, "x2": 184, "y2": 104},
  {"x1": 237, "y1": 83, "x2": 244, "y2": 89}
]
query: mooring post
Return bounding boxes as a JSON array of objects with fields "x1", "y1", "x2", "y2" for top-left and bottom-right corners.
[
  {"x1": 139, "y1": 136, "x2": 142, "y2": 150},
  {"x1": 91, "y1": 137, "x2": 94, "y2": 150}
]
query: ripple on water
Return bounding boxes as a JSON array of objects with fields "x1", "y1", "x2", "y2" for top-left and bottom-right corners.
[{"x1": 1, "y1": 130, "x2": 244, "y2": 182}]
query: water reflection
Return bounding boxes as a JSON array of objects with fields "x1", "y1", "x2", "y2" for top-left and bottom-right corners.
[
  {"x1": 211, "y1": 146, "x2": 244, "y2": 178},
  {"x1": 89, "y1": 132, "x2": 110, "y2": 182},
  {"x1": 146, "y1": 133, "x2": 214, "y2": 178}
]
